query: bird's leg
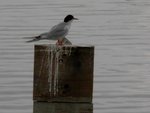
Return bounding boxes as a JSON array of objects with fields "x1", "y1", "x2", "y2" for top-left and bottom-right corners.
[{"x1": 56, "y1": 38, "x2": 64, "y2": 46}]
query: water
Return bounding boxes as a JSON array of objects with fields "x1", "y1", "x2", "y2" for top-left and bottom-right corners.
[{"x1": 0, "y1": 0, "x2": 150, "y2": 113}]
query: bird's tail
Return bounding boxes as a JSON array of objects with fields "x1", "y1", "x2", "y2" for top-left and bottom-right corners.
[
  {"x1": 24, "y1": 36, "x2": 41, "y2": 43},
  {"x1": 26, "y1": 38, "x2": 40, "y2": 42}
]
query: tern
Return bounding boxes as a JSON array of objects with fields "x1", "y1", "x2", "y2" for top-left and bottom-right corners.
[{"x1": 26, "y1": 15, "x2": 78, "y2": 45}]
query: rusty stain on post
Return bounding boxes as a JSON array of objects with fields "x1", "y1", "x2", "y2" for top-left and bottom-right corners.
[{"x1": 33, "y1": 44, "x2": 94, "y2": 103}]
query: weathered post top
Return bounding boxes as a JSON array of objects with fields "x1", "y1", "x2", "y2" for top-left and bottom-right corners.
[{"x1": 33, "y1": 44, "x2": 94, "y2": 103}]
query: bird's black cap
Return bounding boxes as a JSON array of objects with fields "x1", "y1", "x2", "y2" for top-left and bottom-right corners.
[{"x1": 64, "y1": 15, "x2": 78, "y2": 22}]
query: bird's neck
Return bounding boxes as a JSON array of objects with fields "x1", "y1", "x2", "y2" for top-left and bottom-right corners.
[{"x1": 65, "y1": 21, "x2": 72, "y2": 29}]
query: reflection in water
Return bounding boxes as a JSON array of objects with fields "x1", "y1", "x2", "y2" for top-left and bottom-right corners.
[{"x1": 33, "y1": 102, "x2": 93, "y2": 113}]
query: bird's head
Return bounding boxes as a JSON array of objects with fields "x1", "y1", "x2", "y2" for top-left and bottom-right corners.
[{"x1": 64, "y1": 15, "x2": 78, "y2": 23}]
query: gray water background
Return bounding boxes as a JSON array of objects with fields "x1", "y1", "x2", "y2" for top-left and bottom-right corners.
[{"x1": 0, "y1": 0, "x2": 150, "y2": 113}]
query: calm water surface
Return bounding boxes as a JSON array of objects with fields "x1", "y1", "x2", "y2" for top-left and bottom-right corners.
[{"x1": 0, "y1": 0, "x2": 150, "y2": 113}]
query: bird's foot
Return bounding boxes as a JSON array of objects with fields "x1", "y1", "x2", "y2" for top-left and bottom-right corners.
[{"x1": 56, "y1": 39, "x2": 64, "y2": 46}]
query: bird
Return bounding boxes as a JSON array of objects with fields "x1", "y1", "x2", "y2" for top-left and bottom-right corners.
[{"x1": 26, "y1": 15, "x2": 78, "y2": 45}]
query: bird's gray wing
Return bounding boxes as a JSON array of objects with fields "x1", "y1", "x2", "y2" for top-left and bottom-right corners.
[{"x1": 48, "y1": 23, "x2": 68, "y2": 40}]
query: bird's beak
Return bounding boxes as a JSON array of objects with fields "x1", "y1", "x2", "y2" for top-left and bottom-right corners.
[{"x1": 73, "y1": 17, "x2": 78, "y2": 20}]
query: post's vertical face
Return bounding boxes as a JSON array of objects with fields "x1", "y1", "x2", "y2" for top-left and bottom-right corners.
[
  {"x1": 33, "y1": 45, "x2": 94, "y2": 102},
  {"x1": 57, "y1": 46, "x2": 94, "y2": 102},
  {"x1": 33, "y1": 46, "x2": 50, "y2": 101}
]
